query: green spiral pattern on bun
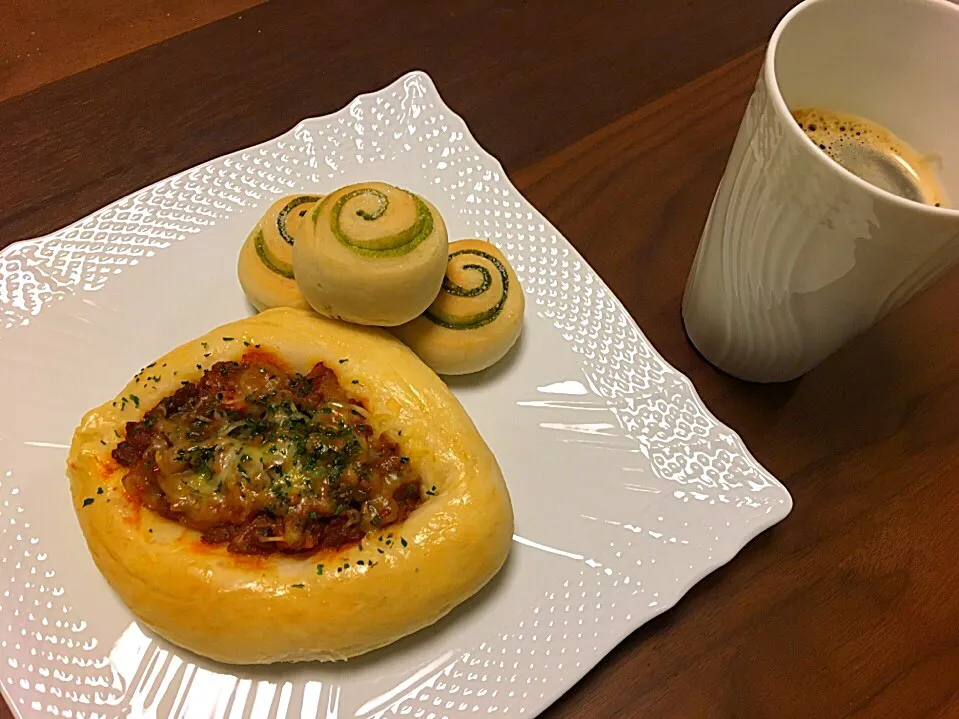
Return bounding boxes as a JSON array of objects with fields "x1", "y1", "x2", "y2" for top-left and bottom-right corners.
[
  {"x1": 294, "y1": 182, "x2": 449, "y2": 326},
  {"x1": 389, "y1": 239, "x2": 526, "y2": 376},
  {"x1": 425, "y1": 249, "x2": 509, "y2": 330},
  {"x1": 276, "y1": 195, "x2": 321, "y2": 245},
  {"x1": 253, "y1": 194, "x2": 322, "y2": 279},
  {"x1": 237, "y1": 194, "x2": 322, "y2": 313},
  {"x1": 253, "y1": 229, "x2": 295, "y2": 279},
  {"x1": 320, "y1": 187, "x2": 435, "y2": 257}
]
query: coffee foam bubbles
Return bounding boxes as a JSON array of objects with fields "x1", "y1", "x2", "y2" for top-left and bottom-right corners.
[{"x1": 792, "y1": 108, "x2": 947, "y2": 207}]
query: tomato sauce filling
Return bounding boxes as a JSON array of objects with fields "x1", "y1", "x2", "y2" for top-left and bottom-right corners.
[{"x1": 112, "y1": 352, "x2": 423, "y2": 555}]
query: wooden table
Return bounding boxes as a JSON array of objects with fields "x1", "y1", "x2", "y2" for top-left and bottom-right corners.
[{"x1": 3, "y1": 1, "x2": 958, "y2": 717}]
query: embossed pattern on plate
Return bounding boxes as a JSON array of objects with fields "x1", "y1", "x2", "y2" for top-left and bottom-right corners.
[{"x1": 0, "y1": 71, "x2": 791, "y2": 719}]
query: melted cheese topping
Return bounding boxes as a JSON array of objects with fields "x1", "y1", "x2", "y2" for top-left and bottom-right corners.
[{"x1": 113, "y1": 352, "x2": 423, "y2": 554}]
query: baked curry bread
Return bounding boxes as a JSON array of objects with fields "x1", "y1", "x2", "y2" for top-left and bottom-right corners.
[{"x1": 67, "y1": 308, "x2": 513, "y2": 664}]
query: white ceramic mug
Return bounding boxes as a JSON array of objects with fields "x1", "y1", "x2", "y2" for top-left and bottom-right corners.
[{"x1": 682, "y1": 0, "x2": 959, "y2": 383}]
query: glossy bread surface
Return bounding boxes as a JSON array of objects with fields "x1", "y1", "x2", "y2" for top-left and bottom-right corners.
[{"x1": 67, "y1": 308, "x2": 514, "y2": 663}]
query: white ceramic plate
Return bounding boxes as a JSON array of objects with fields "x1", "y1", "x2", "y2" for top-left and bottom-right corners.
[{"x1": 0, "y1": 71, "x2": 791, "y2": 719}]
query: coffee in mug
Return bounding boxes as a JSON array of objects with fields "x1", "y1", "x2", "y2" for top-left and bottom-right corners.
[
  {"x1": 682, "y1": 0, "x2": 959, "y2": 383},
  {"x1": 792, "y1": 108, "x2": 948, "y2": 207}
]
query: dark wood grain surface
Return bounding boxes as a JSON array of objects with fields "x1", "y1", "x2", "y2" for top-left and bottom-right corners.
[
  {"x1": 3, "y1": 1, "x2": 959, "y2": 717},
  {"x1": 0, "y1": 0, "x2": 265, "y2": 101}
]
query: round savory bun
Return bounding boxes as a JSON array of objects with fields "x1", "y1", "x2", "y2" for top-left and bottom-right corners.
[
  {"x1": 293, "y1": 182, "x2": 449, "y2": 326},
  {"x1": 67, "y1": 308, "x2": 513, "y2": 664},
  {"x1": 391, "y1": 239, "x2": 525, "y2": 375},
  {"x1": 237, "y1": 225, "x2": 310, "y2": 311},
  {"x1": 237, "y1": 194, "x2": 321, "y2": 311}
]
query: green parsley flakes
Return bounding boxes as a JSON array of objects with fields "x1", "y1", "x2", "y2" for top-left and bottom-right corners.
[{"x1": 82, "y1": 498, "x2": 94, "y2": 507}]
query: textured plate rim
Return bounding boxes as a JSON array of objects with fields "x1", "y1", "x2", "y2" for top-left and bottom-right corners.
[{"x1": 0, "y1": 68, "x2": 792, "y2": 719}]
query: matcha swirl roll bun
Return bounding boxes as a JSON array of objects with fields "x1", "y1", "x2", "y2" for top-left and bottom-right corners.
[
  {"x1": 293, "y1": 182, "x2": 449, "y2": 326},
  {"x1": 237, "y1": 194, "x2": 321, "y2": 311},
  {"x1": 391, "y1": 239, "x2": 525, "y2": 375}
]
